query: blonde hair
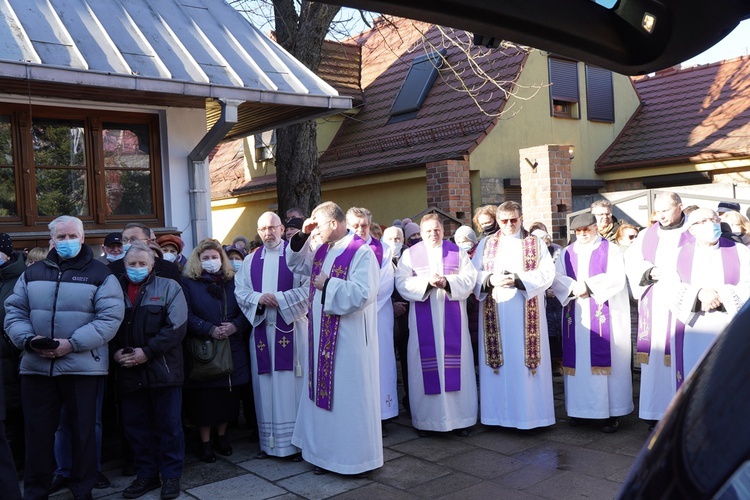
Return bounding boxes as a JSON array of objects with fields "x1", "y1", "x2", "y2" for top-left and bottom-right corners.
[
  {"x1": 183, "y1": 238, "x2": 235, "y2": 279},
  {"x1": 26, "y1": 247, "x2": 49, "y2": 266},
  {"x1": 721, "y1": 210, "x2": 750, "y2": 235}
]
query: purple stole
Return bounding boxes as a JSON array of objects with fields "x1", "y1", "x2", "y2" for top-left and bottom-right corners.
[
  {"x1": 482, "y1": 231, "x2": 542, "y2": 374},
  {"x1": 636, "y1": 223, "x2": 693, "y2": 365},
  {"x1": 308, "y1": 234, "x2": 366, "y2": 410},
  {"x1": 409, "y1": 241, "x2": 462, "y2": 394},
  {"x1": 368, "y1": 238, "x2": 384, "y2": 267},
  {"x1": 562, "y1": 239, "x2": 612, "y2": 376},
  {"x1": 673, "y1": 239, "x2": 740, "y2": 388},
  {"x1": 250, "y1": 242, "x2": 295, "y2": 374}
]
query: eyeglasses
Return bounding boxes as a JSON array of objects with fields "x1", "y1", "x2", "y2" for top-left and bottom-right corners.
[
  {"x1": 498, "y1": 218, "x2": 518, "y2": 225},
  {"x1": 258, "y1": 225, "x2": 281, "y2": 233},
  {"x1": 592, "y1": 212, "x2": 612, "y2": 217},
  {"x1": 121, "y1": 237, "x2": 149, "y2": 244}
]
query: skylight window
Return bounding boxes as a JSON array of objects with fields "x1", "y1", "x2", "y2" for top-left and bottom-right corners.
[{"x1": 389, "y1": 49, "x2": 447, "y2": 122}]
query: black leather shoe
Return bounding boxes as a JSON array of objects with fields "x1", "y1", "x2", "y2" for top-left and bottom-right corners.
[
  {"x1": 602, "y1": 418, "x2": 620, "y2": 433},
  {"x1": 453, "y1": 428, "x2": 469, "y2": 437},
  {"x1": 199, "y1": 441, "x2": 216, "y2": 463},
  {"x1": 215, "y1": 434, "x2": 233, "y2": 456},
  {"x1": 160, "y1": 478, "x2": 180, "y2": 500},
  {"x1": 123, "y1": 477, "x2": 161, "y2": 499},
  {"x1": 94, "y1": 472, "x2": 110, "y2": 489},
  {"x1": 49, "y1": 474, "x2": 69, "y2": 493},
  {"x1": 256, "y1": 451, "x2": 269, "y2": 460},
  {"x1": 568, "y1": 417, "x2": 585, "y2": 427},
  {"x1": 288, "y1": 453, "x2": 303, "y2": 462},
  {"x1": 313, "y1": 466, "x2": 329, "y2": 475}
]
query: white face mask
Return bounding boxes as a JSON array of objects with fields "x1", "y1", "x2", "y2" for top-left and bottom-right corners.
[
  {"x1": 458, "y1": 241, "x2": 474, "y2": 251},
  {"x1": 387, "y1": 241, "x2": 402, "y2": 258},
  {"x1": 201, "y1": 259, "x2": 222, "y2": 273},
  {"x1": 162, "y1": 252, "x2": 177, "y2": 263}
]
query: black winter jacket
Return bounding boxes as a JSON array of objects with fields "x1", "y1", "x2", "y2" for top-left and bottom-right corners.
[{"x1": 112, "y1": 272, "x2": 188, "y2": 392}]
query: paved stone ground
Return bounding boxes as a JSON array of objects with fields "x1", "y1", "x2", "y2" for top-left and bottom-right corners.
[{"x1": 45, "y1": 372, "x2": 649, "y2": 500}]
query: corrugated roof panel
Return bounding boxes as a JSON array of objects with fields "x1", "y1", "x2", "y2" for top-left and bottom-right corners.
[
  {"x1": 86, "y1": 0, "x2": 171, "y2": 78},
  {"x1": 12, "y1": 0, "x2": 87, "y2": 68},
  {"x1": 144, "y1": 0, "x2": 242, "y2": 86},
  {"x1": 191, "y1": 0, "x2": 310, "y2": 93},
  {"x1": 118, "y1": 0, "x2": 208, "y2": 83},
  {"x1": 0, "y1": 0, "x2": 40, "y2": 63},
  {"x1": 50, "y1": 0, "x2": 131, "y2": 74}
]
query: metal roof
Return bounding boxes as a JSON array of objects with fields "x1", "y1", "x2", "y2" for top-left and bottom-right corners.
[{"x1": 0, "y1": 0, "x2": 351, "y2": 138}]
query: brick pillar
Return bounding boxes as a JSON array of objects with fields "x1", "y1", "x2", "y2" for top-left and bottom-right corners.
[
  {"x1": 425, "y1": 159, "x2": 472, "y2": 236},
  {"x1": 519, "y1": 145, "x2": 572, "y2": 242}
]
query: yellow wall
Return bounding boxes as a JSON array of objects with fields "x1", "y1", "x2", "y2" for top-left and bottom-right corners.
[
  {"x1": 211, "y1": 168, "x2": 427, "y2": 243},
  {"x1": 470, "y1": 50, "x2": 641, "y2": 181}
]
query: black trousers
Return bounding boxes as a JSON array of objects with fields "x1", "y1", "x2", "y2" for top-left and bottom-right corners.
[
  {"x1": 21, "y1": 375, "x2": 101, "y2": 500},
  {"x1": 0, "y1": 420, "x2": 21, "y2": 500}
]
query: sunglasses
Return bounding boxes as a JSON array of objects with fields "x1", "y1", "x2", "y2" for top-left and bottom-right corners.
[{"x1": 499, "y1": 218, "x2": 518, "y2": 224}]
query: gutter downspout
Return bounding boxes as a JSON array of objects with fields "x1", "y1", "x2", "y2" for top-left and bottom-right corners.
[{"x1": 187, "y1": 99, "x2": 243, "y2": 245}]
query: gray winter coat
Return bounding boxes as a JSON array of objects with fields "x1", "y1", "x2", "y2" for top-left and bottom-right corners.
[{"x1": 3, "y1": 245, "x2": 124, "y2": 376}]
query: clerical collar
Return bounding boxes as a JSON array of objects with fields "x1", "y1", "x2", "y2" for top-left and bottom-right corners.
[{"x1": 659, "y1": 213, "x2": 685, "y2": 230}]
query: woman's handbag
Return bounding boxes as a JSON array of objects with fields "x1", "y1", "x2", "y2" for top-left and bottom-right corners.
[{"x1": 187, "y1": 337, "x2": 233, "y2": 381}]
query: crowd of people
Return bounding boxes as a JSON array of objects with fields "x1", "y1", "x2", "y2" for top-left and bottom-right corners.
[{"x1": 1, "y1": 192, "x2": 748, "y2": 499}]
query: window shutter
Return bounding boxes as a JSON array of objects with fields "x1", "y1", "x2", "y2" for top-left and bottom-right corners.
[
  {"x1": 548, "y1": 58, "x2": 579, "y2": 102},
  {"x1": 586, "y1": 65, "x2": 615, "y2": 122}
]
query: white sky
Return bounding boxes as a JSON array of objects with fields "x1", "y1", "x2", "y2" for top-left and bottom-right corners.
[{"x1": 681, "y1": 19, "x2": 750, "y2": 67}]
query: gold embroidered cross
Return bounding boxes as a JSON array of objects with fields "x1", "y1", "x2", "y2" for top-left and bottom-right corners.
[
  {"x1": 257, "y1": 340, "x2": 266, "y2": 352},
  {"x1": 278, "y1": 336, "x2": 290, "y2": 348}
]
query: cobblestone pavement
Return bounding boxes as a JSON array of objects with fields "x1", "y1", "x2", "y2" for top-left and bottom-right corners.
[{"x1": 47, "y1": 373, "x2": 648, "y2": 500}]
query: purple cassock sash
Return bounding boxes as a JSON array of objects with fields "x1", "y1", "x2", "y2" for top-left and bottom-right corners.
[
  {"x1": 250, "y1": 242, "x2": 295, "y2": 374},
  {"x1": 307, "y1": 234, "x2": 366, "y2": 410},
  {"x1": 636, "y1": 223, "x2": 693, "y2": 365},
  {"x1": 409, "y1": 241, "x2": 462, "y2": 395},
  {"x1": 562, "y1": 239, "x2": 612, "y2": 376},
  {"x1": 368, "y1": 238, "x2": 384, "y2": 267},
  {"x1": 673, "y1": 238, "x2": 740, "y2": 389}
]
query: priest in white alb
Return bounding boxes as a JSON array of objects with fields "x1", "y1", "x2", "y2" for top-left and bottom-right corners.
[
  {"x1": 286, "y1": 201, "x2": 382, "y2": 477},
  {"x1": 235, "y1": 212, "x2": 309, "y2": 460},
  {"x1": 395, "y1": 214, "x2": 478, "y2": 436},
  {"x1": 473, "y1": 201, "x2": 556, "y2": 430},
  {"x1": 625, "y1": 192, "x2": 689, "y2": 428},
  {"x1": 552, "y1": 213, "x2": 633, "y2": 433},
  {"x1": 346, "y1": 207, "x2": 398, "y2": 432},
  {"x1": 666, "y1": 207, "x2": 750, "y2": 390}
]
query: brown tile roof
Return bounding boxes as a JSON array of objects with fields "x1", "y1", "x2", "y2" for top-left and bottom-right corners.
[
  {"x1": 318, "y1": 18, "x2": 528, "y2": 178},
  {"x1": 596, "y1": 56, "x2": 750, "y2": 171},
  {"x1": 318, "y1": 40, "x2": 363, "y2": 103}
]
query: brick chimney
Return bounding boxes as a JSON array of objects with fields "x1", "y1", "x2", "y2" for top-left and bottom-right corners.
[{"x1": 425, "y1": 159, "x2": 471, "y2": 236}]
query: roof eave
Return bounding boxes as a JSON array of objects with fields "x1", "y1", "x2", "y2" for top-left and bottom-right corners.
[{"x1": 0, "y1": 61, "x2": 352, "y2": 111}]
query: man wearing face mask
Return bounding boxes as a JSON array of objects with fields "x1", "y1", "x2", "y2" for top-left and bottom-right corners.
[
  {"x1": 109, "y1": 223, "x2": 182, "y2": 283},
  {"x1": 112, "y1": 242, "x2": 187, "y2": 500},
  {"x1": 234, "y1": 211, "x2": 309, "y2": 460},
  {"x1": 625, "y1": 192, "x2": 689, "y2": 429},
  {"x1": 4, "y1": 216, "x2": 124, "y2": 500},
  {"x1": 99, "y1": 232, "x2": 124, "y2": 264},
  {"x1": 666, "y1": 208, "x2": 750, "y2": 392},
  {"x1": 551, "y1": 214, "x2": 633, "y2": 434}
]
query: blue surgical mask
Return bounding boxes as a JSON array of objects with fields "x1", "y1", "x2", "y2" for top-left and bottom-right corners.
[
  {"x1": 122, "y1": 243, "x2": 132, "y2": 253},
  {"x1": 231, "y1": 260, "x2": 242, "y2": 271},
  {"x1": 56, "y1": 239, "x2": 81, "y2": 259},
  {"x1": 0, "y1": 255, "x2": 5, "y2": 266},
  {"x1": 693, "y1": 222, "x2": 722, "y2": 243},
  {"x1": 105, "y1": 252, "x2": 124, "y2": 262},
  {"x1": 126, "y1": 266, "x2": 149, "y2": 283}
]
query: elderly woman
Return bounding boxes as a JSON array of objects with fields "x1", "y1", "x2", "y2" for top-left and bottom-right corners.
[
  {"x1": 720, "y1": 210, "x2": 750, "y2": 246},
  {"x1": 181, "y1": 239, "x2": 251, "y2": 463},
  {"x1": 111, "y1": 242, "x2": 187, "y2": 500}
]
